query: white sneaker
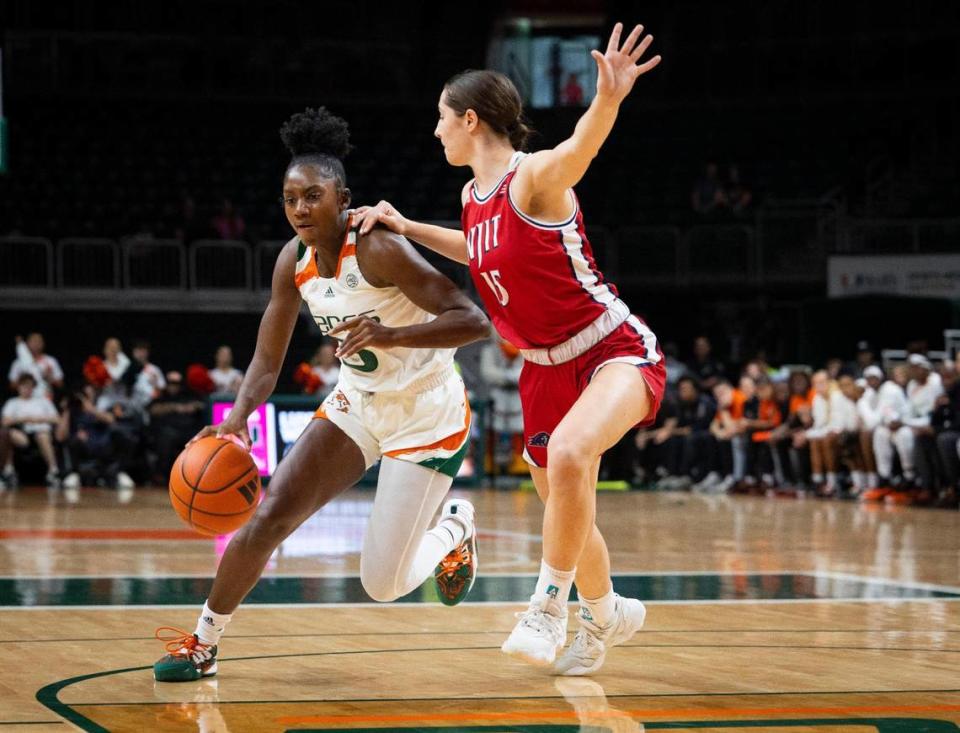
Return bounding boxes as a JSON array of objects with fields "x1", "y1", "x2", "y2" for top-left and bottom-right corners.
[
  {"x1": 554, "y1": 594, "x2": 646, "y2": 676},
  {"x1": 434, "y1": 499, "x2": 478, "y2": 606},
  {"x1": 713, "y1": 475, "x2": 736, "y2": 493},
  {"x1": 501, "y1": 595, "x2": 568, "y2": 666},
  {"x1": 692, "y1": 471, "x2": 721, "y2": 493},
  {"x1": 63, "y1": 472, "x2": 81, "y2": 490}
]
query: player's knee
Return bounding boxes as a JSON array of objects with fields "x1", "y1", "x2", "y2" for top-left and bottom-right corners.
[
  {"x1": 360, "y1": 565, "x2": 400, "y2": 603},
  {"x1": 546, "y1": 437, "x2": 592, "y2": 482},
  {"x1": 242, "y1": 507, "x2": 298, "y2": 551}
]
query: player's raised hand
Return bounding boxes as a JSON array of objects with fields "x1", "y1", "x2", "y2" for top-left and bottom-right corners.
[
  {"x1": 591, "y1": 22, "x2": 661, "y2": 106},
  {"x1": 353, "y1": 200, "x2": 409, "y2": 237}
]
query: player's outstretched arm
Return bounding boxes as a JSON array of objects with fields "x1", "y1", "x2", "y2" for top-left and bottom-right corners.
[
  {"x1": 513, "y1": 22, "x2": 660, "y2": 206},
  {"x1": 331, "y1": 230, "x2": 490, "y2": 358},
  {"x1": 192, "y1": 239, "x2": 301, "y2": 447},
  {"x1": 353, "y1": 201, "x2": 469, "y2": 265}
]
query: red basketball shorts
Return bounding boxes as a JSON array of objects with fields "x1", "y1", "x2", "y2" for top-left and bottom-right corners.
[{"x1": 518, "y1": 316, "x2": 666, "y2": 468}]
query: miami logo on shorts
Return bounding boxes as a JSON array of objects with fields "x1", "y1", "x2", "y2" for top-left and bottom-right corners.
[{"x1": 332, "y1": 390, "x2": 351, "y2": 414}]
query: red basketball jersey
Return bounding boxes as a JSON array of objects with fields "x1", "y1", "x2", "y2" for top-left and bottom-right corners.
[{"x1": 461, "y1": 152, "x2": 624, "y2": 350}]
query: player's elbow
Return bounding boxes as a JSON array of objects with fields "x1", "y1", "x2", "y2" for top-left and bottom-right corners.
[{"x1": 464, "y1": 307, "x2": 493, "y2": 343}]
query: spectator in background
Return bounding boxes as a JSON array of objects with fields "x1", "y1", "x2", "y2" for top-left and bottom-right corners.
[
  {"x1": 730, "y1": 375, "x2": 754, "y2": 486},
  {"x1": 699, "y1": 380, "x2": 737, "y2": 493},
  {"x1": 899, "y1": 354, "x2": 943, "y2": 503},
  {"x1": 673, "y1": 376, "x2": 716, "y2": 486},
  {"x1": 0, "y1": 374, "x2": 61, "y2": 489},
  {"x1": 211, "y1": 198, "x2": 246, "y2": 241},
  {"x1": 769, "y1": 370, "x2": 813, "y2": 489},
  {"x1": 480, "y1": 335, "x2": 525, "y2": 474},
  {"x1": 869, "y1": 364, "x2": 912, "y2": 497},
  {"x1": 661, "y1": 342, "x2": 690, "y2": 392},
  {"x1": 100, "y1": 337, "x2": 131, "y2": 405},
  {"x1": 805, "y1": 370, "x2": 840, "y2": 494},
  {"x1": 725, "y1": 165, "x2": 752, "y2": 216},
  {"x1": 174, "y1": 196, "x2": 208, "y2": 244},
  {"x1": 691, "y1": 162, "x2": 726, "y2": 215},
  {"x1": 688, "y1": 336, "x2": 724, "y2": 391},
  {"x1": 825, "y1": 358, "x2": 844, "y2": 381},
  {"x1": 933, "y1": 365, "x2": 960, "y2": 507},
  {"x1": 560, "y1": 73, "x2": 584, "y2": 106},
  {"x1": 67, "y1": 383, "x2": 137, "y2": 499},
  {"x1": 209, "y1": 345, "x2": 244, "y2": 395},
  {"x1": 856, "y1": 365, "x2": 884, "y2": 490},
  {"x1": 149, "y1": 371, "x2": 205, "y2": 481},
  {"x1": 308, "y1": 341, "x2": 340, "y2": 398},
  {"x1": 743, "y1": 377, "x2": 783, "y2": 488},
  {"x1": 130, "y1": 340, "x2": 166, "y2": 411},
  {"x1": 835, "y1": 374, "x2": 867, "y2": 494},
  {"x1": 8, "y1": 333, "x2": 64, "y2": 401},
  {"x1": 847, "y1": 341, "x2": 876, "y2": 379}
]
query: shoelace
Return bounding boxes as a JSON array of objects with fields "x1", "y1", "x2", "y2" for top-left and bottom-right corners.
[
  {"x1": 568, "y1": 627, "x2": 605, "y2": 657},
  {"x1": 155, "y1": 626, "x2": 212, "y2": 662},
  {"x1": 435, "y1": 544, "x2": 471, "y2": 578},
  {"x1": 514, "y1": 607, "x2": 566, "y2": 640}
]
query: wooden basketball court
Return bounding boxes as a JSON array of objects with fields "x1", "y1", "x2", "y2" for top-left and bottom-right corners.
[{"x1": 1, "y1": 487, "x2": 959, "y2": 732}]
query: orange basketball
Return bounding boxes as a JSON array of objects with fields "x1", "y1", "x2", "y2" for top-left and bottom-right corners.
[{"x1": 169, "y1": 436, "x2": 261, "y2": 536}]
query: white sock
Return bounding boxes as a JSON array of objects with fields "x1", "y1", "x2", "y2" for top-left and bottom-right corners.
[
  {"x1": 826, "y1": 472, "x2": 837, "y2": 487},
  {"x1": 868, "y1": 472, "x2": 878, "y2": 487},
  {"x1": 534, "y1": 559, "x2": 575, "y2": 614},
  {"x1": 811, "y1": 473, "x2": 824, "y2": 484},
  {"x1": 851, "y1": 471, "x2": 865, "y2": 491},
  {"x1": 195, "y1": 601, "x2": 232, "y2": 646},
  {"x1": 579, "y1": 587, "x2": 617, "y2": 628}
]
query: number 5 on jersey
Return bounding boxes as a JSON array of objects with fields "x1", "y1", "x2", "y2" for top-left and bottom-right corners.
[{"x1": 480, "y1": 269, "x2": 509, "y2": 306}]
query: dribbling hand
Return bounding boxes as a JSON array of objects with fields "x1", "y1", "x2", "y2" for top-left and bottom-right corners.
[
  {"x1": 592, "y1": 22, "x2": 661, "y2": 106},
  {"x1": 190, "y1": 414, "x2": 252, "y2": 451},
  {"x1": 352, "y1": 200, "x2": 409, "y2": 237}
]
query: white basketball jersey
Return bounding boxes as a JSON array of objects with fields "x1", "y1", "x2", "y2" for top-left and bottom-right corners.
[{"x1": 294, "y1": 219, "x2": 455, "y2": 393}]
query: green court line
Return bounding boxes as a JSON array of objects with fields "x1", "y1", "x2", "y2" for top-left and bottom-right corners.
[
  {"x1": 5, "y1": 628, "x2": 960, "y2": 645},
  {"x1": 35, "y1": 642, "x2": 960, "y2": 731},
  {"x1": 8, "y1": 572, "x2": 960, "y2": 607},
  {"x1": 308, "y1": 722, "x2": 960, "y2": 733}
]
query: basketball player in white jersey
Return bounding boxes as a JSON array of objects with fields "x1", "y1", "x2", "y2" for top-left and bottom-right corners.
[{"x1": 153, "y1": 107, "x2": 490, "y2": 682}]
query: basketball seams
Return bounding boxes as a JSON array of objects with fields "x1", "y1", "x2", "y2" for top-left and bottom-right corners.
[
  {"x1": 195, "y1": 464, "x2": 259, "y2": 494},
  {"x1": 169, "y1": 489, "x2": 257, "y2": 517}
]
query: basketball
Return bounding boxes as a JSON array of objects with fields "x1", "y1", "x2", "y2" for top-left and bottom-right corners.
[{"x1": 168, "y1": 436, "x2": 261, "y2": 536}]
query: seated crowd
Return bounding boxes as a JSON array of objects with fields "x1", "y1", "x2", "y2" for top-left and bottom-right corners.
[
  {"x1": 634, "y1": 338, "x2": 960, "y2": 508},
  {"x1": 0, "y1": 332, "x2": 346, "y2": 503}
]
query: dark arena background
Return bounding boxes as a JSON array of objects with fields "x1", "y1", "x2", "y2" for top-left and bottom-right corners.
[{"x1": 1, "y1": 1, "x2": 960, "y2": 731}]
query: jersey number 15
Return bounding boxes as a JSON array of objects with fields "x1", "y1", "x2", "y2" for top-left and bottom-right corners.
[{"x1": 480, "y1": 269, "x2": 509, "y2": 307}]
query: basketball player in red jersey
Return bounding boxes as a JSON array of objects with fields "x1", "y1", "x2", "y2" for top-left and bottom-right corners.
[{"x1": 354, "y1": 23, "x2": 664, "y2": 675}]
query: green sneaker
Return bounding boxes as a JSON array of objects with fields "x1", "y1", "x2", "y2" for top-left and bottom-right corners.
[
  {"x1": 434, "y1": 499, "x2": 478, "y2": 606},
  {"x1": 154, "y1": 627, "x2": 218, "y2": 682}
]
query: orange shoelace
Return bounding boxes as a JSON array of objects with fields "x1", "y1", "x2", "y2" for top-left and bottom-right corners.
[{"x1": 155, "y1": 626, "x2": 203, "y2": 653}]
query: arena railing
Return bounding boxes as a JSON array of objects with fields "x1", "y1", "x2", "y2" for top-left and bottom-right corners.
[
  {"x1": 190, "y1": 239, "x2": 252, "y2": 290},
  {"x1": 0, "y1": 236, "x2": 53, "y2": 288},
  {"x1": 843, "y1": 218, "x2": 960, "y2": 254},
  {"x1": 123, "y1": 238, "x2": 186, "y2": 290},
  {"x1": 255, "y1": 240, "x2": 287, "y2": 290},
  {"x1": 57, "y1": 237, "x2": 120, "y2": 289}
]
